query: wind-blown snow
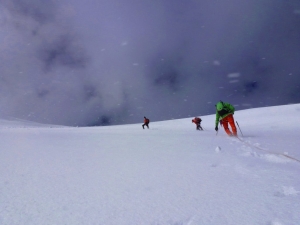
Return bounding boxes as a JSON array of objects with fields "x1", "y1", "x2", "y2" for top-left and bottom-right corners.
[{"x1": 1, "y1": 104, "x2": 300, "y2": 225}]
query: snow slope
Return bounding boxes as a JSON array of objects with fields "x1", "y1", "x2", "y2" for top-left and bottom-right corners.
[{"x1": 1, "y1": 104, "x2": 300, "y2": 225}]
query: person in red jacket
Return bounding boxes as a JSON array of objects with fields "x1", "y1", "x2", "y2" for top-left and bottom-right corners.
[
  {"x1": 142, "y1": 116, "x2": 150, "y2": 129},
  {"x1": 192, "y1": 117, "x2": 203, "y2": 130}
]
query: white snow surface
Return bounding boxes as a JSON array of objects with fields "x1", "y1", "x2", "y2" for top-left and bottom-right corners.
[{"x1": 1, "y1": 104, "x2": 300, "y2": 225}]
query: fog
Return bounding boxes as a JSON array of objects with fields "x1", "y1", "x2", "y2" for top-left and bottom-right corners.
[{"x1": 0, "y1": 0, "x2": 299, "y2": 126}]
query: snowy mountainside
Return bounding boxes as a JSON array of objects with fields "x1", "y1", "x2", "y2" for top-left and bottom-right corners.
[
  {"x1": 0, "y1": 104, "x2": 300, "y2": 225},
  {"x1": 0, "y1": 117, "x2": 65, "y2": 128}
]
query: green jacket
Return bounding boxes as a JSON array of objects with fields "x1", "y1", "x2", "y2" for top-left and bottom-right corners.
[{"x1": 215, "y1": 102, "x2": 235, "y2": 126}]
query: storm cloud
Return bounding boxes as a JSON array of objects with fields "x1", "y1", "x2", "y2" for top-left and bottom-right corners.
[{"x1": 0, "y1": 0, "x2": 300, "y2": 126}]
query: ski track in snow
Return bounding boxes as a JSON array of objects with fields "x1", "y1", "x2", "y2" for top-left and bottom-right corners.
[{"x1": 1, "y1": 104, "x2": 300, "y2": 225}]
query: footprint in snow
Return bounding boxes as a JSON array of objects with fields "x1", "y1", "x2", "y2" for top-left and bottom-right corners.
[
  {"x1": 267, "y1": 221, "x2": 283, "y2": 225},
  {"x1": 274, "y1": 186, "x2": 299, "y2": 197},
  {"x1": 215, "y1": 146, "x2": 221, "y2": 153}
]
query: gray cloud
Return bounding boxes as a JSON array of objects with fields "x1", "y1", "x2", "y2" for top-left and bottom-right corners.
[
  {"x1": 38, "y1": 34, "x2": 88, "y2": 71},
  {"x1": 0, "y1": 0, "x2": 300, "y2": 126}
]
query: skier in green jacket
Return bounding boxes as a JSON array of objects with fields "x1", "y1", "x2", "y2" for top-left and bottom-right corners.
[{"x1": 215, "y1": 101, "x2": 237, "y2": 136}]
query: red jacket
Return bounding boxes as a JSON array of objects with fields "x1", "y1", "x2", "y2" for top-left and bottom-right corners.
[
  {"x1": 144, "y1": 118, "x2": 150, "y2": 123},
  {"x1": 192, "y1": 117, "x2": 201, "y2": 124}
]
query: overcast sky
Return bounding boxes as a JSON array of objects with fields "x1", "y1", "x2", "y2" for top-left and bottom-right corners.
[{"x1": 0, "y1": 0, "x2": 300, "y2": 126}]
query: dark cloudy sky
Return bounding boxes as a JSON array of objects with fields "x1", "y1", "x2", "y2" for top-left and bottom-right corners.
[{"x1": 0, "y1": 0, "x2": 300, "y2": 126}]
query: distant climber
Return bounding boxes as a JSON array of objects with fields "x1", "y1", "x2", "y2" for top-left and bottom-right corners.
[
  {"x1": 215, "y1": 101, "x2": 237, "y2": 136},
  {"x1": 192, "y1": 117, "x2": 203, "y2": 130},
  {"x1": 142, "y1": 116, "x2": 150, "y2": 129}
]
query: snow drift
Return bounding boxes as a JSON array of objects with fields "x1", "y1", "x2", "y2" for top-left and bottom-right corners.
[{"x1": 1, "y1": 104, "x2": 300, "y2": 225}]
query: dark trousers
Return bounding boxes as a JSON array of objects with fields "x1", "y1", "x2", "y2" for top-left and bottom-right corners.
[
  {"x1": 196, "y1": 124, "x2": 203, "y2": 130},
  {"x1": 142, "y1": 123, "x2": 149, "y2": 129}
]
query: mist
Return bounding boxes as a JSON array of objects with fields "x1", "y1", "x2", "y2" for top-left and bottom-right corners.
[{"x1": 1, "y1": 0, "x2": 300, "y2": 126}]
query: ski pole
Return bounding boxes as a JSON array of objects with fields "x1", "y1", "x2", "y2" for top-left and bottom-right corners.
[{"x1": 236, "y1": 121, "x2": 244, "y2": 137}]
